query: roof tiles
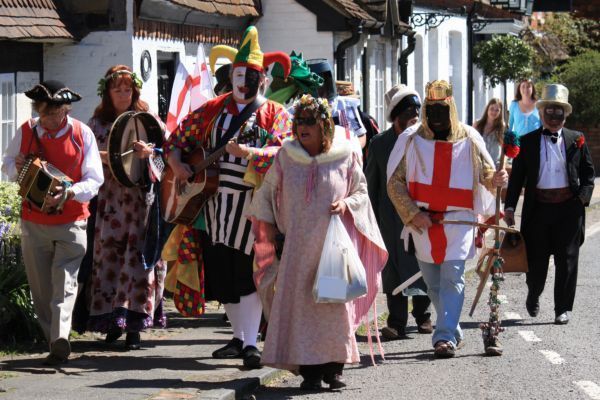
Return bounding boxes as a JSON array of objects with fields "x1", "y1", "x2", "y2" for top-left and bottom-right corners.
[{"x1": 0, "y1": 0, "x2": 73, "y2": 41}]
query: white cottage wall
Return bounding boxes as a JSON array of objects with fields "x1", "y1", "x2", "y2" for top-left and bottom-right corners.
[
  {"x1": 44, "y1": 0, "x2": 135, "y2": 122},
  {"x1": 256, "y1": 0, "x2": 335, "y2": 66}
]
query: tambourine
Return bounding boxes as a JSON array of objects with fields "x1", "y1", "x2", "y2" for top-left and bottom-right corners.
[{"x1": 108, "y1": 111, "x2": 164, "y2": 187}]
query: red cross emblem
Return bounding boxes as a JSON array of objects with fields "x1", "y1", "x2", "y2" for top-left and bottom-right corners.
[{"x1": 408, "y1": 141, "x2": 474, "y2": 263}]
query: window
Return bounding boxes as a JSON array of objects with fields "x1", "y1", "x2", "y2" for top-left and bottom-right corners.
[
  {"x1": 1, "y1": 74, "x2": 15, "y2": 181},
  {"x1": 369, "y1": 42, "x2": 385, "y2": 128},
  {"x1": 1, "y1": 73, "x2": 15, "y2": 181}
]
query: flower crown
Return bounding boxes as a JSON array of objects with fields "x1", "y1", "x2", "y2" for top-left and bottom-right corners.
[
  {"x1": 97, "y1": 70, "x2": 143, "y2": 97},
  {"x1": 293, "y1": 94, "x2": 331, "y2": 120}
]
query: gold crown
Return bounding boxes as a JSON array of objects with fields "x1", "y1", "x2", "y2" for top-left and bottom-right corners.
[{"x1": 425, "y1": 80, "x2": 453, "y2": 101}]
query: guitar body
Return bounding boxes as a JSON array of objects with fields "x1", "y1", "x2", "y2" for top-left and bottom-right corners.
[{"x1": 161, "y1": 148, "x2": 219, "y2": 225}]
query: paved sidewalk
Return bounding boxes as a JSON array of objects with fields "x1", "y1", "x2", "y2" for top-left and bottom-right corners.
[{"x1": 0, "y1": 303, "x2": 281, "y2": 400}]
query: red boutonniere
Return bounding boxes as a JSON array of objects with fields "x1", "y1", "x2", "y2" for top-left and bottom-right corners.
[{"x1": 576, "y1": 135, "x2": 585, "y2": 149}]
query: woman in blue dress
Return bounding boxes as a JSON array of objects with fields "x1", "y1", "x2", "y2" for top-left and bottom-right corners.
[{"x1": 508, "y1": 79, "x2": 541, "y2": 137}]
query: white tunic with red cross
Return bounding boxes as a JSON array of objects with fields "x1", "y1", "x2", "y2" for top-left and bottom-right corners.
[{"x1": 394, "y1": 126, "x2": 496, "y2": 264}]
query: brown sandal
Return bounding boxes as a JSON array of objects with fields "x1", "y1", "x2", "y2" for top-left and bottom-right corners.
[{"x1": 434, "y1": 341, "x2": 456, "y2": 358}]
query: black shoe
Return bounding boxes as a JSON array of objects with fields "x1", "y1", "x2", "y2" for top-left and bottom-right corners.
[
  {"x1": 323, "y1": 373, "x2": 346, "y2": 390},
  {"x1": 212, "y1": 337, "x2": 243, "y2": 359},
  {"x1": 554, "y1": 312, "x2": 570, "y2": 325},
  {"x1": 299, "y1": 378, "x2": 322, "y2": 391},
  {"x1": 125, "y1": 332, "x2": 141, "y2": 350},
  {"x1": 526, "y1": 293, "x2": 540, "y2": 317},
  {"x1": 105, "y1": 327, "x2": 123, "y2": 344},
  {"x1": 484, "y1": 338, "x2": 503, "y2": 356},
  {"x1": 241, "y1": 345, "x2": 262, "y2": 369}
]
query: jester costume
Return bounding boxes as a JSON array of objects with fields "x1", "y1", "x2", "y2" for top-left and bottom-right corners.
[{"x1": 163, "y1": 26, "x2": 292, "y2": 368}]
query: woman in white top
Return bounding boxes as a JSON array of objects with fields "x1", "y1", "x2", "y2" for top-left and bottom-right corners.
[{"x1": 474, "y1": 98, "x2": 506, "y2": 167}]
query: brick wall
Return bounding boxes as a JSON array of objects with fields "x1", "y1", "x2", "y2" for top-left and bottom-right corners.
[{"x1": 572, "y1": 123, "x2": 600, "y2": 172}]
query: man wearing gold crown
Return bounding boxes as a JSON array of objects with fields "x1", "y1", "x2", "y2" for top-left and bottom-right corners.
[
  {"x1": 164, "y1": 26, "x2": 292, "y2": 369},
  {"x1": 387, "y1": 80, "x2": 508, "y2": 358},
  {"x1": 504, "y1": 84, "x2": 594, "y2": 326}
]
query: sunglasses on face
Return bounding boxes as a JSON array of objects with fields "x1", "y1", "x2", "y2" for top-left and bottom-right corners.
[{"x1": 295, "y1": 117, "x2": 318, "y2": 126}]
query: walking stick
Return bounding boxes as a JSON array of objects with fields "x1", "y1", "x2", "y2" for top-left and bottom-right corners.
[{"x1": 477, "y1": 131, "x2": 520, "y2": 356}]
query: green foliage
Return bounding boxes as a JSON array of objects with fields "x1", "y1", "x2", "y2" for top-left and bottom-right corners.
[
  {"x1": 541, "y1": 14, "x2": 600, "y2": 56},
  {"x1": 0, "y1": 182, "x2": 43, "y2": 345},
  {"x1": 555, "y1": 51, "x2": 600, "y2": 127},
  {"x1": 474, "y1": 35, "x2": 535, "y2": 88}
]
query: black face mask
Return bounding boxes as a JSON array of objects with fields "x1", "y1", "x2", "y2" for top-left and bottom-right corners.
[
  {"x1": 426, "y1": 103, "x2": 451, "y2": 137},
  {"x1": 544, "y1": 106, "x2": 565, "y2": 122},
  {"x1": 242, "y1": 68, "x2": 261, "y2": 100}
]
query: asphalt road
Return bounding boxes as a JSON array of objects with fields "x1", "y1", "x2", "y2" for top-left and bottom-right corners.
[{"x1": 251, "y1": 207, "x2": 600, "y2": 400}]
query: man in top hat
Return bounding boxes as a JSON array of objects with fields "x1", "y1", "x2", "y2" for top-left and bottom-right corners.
[
  {"x1": 214, "y1": 63, "x2": 233, "y2": 95},
  {"x1": 1, "y1": 80, "x2": 103, "y2": 365},
  {"x1": 164, "y1": 26, "x2": 292, "y2": 369},
  {"x1": 504, "y1": 83, "x2": 594, "y2": 325},
  {"x1": 366, "y1": 84, "x2": 432, "y2": 340},
  {"x1": 387, "y1": 80, "x2": 507, "y2": 358}
]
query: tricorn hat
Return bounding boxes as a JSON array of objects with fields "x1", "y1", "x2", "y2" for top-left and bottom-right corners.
[
  {"x1": 25, "y1": 80, "x2": 82, "y2": 105},
  {"x1": 384, "y1": 84, "x2": 420, "y2": 122},
  {"x1": 536, "y1": 83, "x2": 572, "y2": 116}
]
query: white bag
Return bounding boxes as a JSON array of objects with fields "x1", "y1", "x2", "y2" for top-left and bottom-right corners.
[{"x1": 313, "y1": 214, "x2": 368, "y2": 303}]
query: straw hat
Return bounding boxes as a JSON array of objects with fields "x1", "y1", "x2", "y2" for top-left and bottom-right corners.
[{"x1": 536, "y1": 83, "x2": 572, "y2": 116}]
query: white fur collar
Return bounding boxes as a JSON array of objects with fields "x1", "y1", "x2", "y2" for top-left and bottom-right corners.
[{"x1": 282, "y1": 127, "x2": 352, "y2": 165}]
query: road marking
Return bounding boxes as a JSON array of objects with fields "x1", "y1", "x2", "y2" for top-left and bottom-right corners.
[
  {"x1": 586, "y1": 221, "x2": 600, "y2": 237},
  {"x1": 497, "y1": 294, "x2": 507, "y2": 303},
  {"x1": 504, "y1": 312, "x2": 522, "y2": 320},
  {"x1": 518, "y1": 330, "x2": 541, "y2": 342},
  {"x1": 539, "y1": 350, "x2": 565, "y2": 364},
  {"x1": 574, "y1": 381, "x2": 600, "y2": 399}
]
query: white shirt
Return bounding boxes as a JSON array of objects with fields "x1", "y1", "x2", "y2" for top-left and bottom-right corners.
[
  {"x1": 537, "y1": 128, "x2": 569, "y2": 189},
  {"x1": 2, "y1": 116, "x2": 104, "y2": 202}
]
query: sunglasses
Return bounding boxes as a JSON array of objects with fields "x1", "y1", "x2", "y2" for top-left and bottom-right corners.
[{"x1": 295, "y1": 117, "x2": 318, "y2": 126}]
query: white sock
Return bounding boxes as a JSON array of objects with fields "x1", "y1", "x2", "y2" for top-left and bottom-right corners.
[
  {"x1": 223, "y1": 302, "x2": 243, "y2": 341},
  {"x1": 238, "y1": 292, "x2": 263, "y2": 348}
]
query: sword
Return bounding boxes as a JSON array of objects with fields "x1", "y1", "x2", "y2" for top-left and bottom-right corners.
[{"x1": 391, "y1": 220, "x2": 519, "y2": 296}]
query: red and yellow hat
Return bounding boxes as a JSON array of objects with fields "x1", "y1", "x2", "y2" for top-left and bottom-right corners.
[{"x1": 209, "y1": 26, "x2": 291, "y2": 78}]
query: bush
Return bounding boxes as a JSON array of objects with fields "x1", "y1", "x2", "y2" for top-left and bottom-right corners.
[
  {"x1": 0, "y1": 182, "x2": 43, "y2": 345},
  {"x1": 474, "y1": 34, "x2": 535, "y2": 88},
  {"x1": 555, "y1": 50, "x2": 600, "y2": 127}
]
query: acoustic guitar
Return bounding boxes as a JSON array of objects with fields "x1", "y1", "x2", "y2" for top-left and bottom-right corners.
[{"x1": 160, "y1": 129, "x2": 257, "y2": 226}]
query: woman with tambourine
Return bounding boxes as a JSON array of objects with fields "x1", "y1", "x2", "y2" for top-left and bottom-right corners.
[{"x1": 83, "y1": 64, "x2": 167, "y2": 350}]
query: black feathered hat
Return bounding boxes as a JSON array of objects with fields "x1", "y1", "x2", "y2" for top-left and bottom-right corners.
[{"x1": 25, "y1": 80, "x2": 82, "y2": 105}]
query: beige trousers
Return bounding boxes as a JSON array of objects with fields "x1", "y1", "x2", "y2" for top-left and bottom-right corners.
[{"x1": 21, "y1": 219, "x2": 87, "y2": 347}]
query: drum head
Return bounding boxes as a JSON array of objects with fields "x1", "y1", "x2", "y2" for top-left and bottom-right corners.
[{"x1": 108, "y1": 111, "x2": 164, "y2": 188}]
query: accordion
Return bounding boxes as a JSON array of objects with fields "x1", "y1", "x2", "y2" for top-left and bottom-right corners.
[{"x1": 17, "y1": 157, "x2": 73, "y2": 213}]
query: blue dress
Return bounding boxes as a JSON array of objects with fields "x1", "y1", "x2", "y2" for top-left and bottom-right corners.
[{"x1": 508, "y1": 100, "x2": 541, "y2": 137}]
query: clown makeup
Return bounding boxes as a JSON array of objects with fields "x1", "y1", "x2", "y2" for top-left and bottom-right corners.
[
  {"x1": 426, "y1": 103, "x2": 451, "y2": 135},
  {"x1": 542, "y1": 105, "x2": 566, "y2": 132},
  {"x1": 232, "y1": 66, "x2": 262, "y2": 102}
]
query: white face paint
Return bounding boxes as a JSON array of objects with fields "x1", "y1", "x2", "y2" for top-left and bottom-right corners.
[{"x1": 232, "y1": 66, "x2": 248, "y2": 101}]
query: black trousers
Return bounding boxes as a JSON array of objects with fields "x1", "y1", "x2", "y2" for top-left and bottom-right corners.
[
  {"x1": 386, "y1": 293, "x2": 431, "y2": 331},
  {"x1": 299, "y1": 362, "x2": 344, "y2": 381},
  {"x1": 523, "y1": 197, "x2": 584, "y2": 316}
]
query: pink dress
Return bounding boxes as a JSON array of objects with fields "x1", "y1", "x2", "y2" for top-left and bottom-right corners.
[{"x1": 248, "y1": 135, "x2": 387, "y2": 372}]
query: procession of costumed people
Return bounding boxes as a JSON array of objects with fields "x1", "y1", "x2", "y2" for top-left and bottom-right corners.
[{"x1": 2, "y1": 24, "x2": 594, "y2": 392}]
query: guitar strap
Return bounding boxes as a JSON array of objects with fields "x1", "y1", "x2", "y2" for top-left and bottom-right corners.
[{"x1": 215, "y1": 95, "x2": 267, "y2": 149}]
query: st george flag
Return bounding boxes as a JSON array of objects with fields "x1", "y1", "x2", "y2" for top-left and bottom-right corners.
[{"x1": 166, "y1": 45, "x2": 215, "y2": 136}]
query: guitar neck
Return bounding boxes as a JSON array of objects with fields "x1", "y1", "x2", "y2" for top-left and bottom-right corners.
[{"x1": 194, "y1": 147, "x2": 228, "y2": 172}]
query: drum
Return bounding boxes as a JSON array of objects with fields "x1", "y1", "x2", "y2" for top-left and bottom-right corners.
[{"x1": 108, "y1": 111, "x2": 164, "y2": 187}]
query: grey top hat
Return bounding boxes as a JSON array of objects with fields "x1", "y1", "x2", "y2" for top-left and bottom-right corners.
[{"x1": 536, "y1": 84, "x2": 572, "y2": 116}]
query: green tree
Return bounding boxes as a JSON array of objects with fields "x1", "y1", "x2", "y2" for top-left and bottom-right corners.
[
  {"x1": 474, "y1": 34, "x2": 534, "y2": 118},
  {"x1": 557, "y1": 50, "x2": 600, "y2": 127}
]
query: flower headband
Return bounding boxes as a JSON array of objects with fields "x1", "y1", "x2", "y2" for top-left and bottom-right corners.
[
  {"x1": 97, "y1": 70, "x2": 143, "y2": 97},
  {"x1": 293, "y1": 94, "x2": 331, "y2": 121}
]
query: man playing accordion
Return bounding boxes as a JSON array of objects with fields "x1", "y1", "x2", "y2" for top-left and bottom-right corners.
[{"x1": 2, "y1": 80, "x2": 103, "y2": 366}]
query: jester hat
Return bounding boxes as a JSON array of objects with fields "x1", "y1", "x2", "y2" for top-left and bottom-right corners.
[{"x1": 209, "y1": 26, "x2": 291, "y2": 79}]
